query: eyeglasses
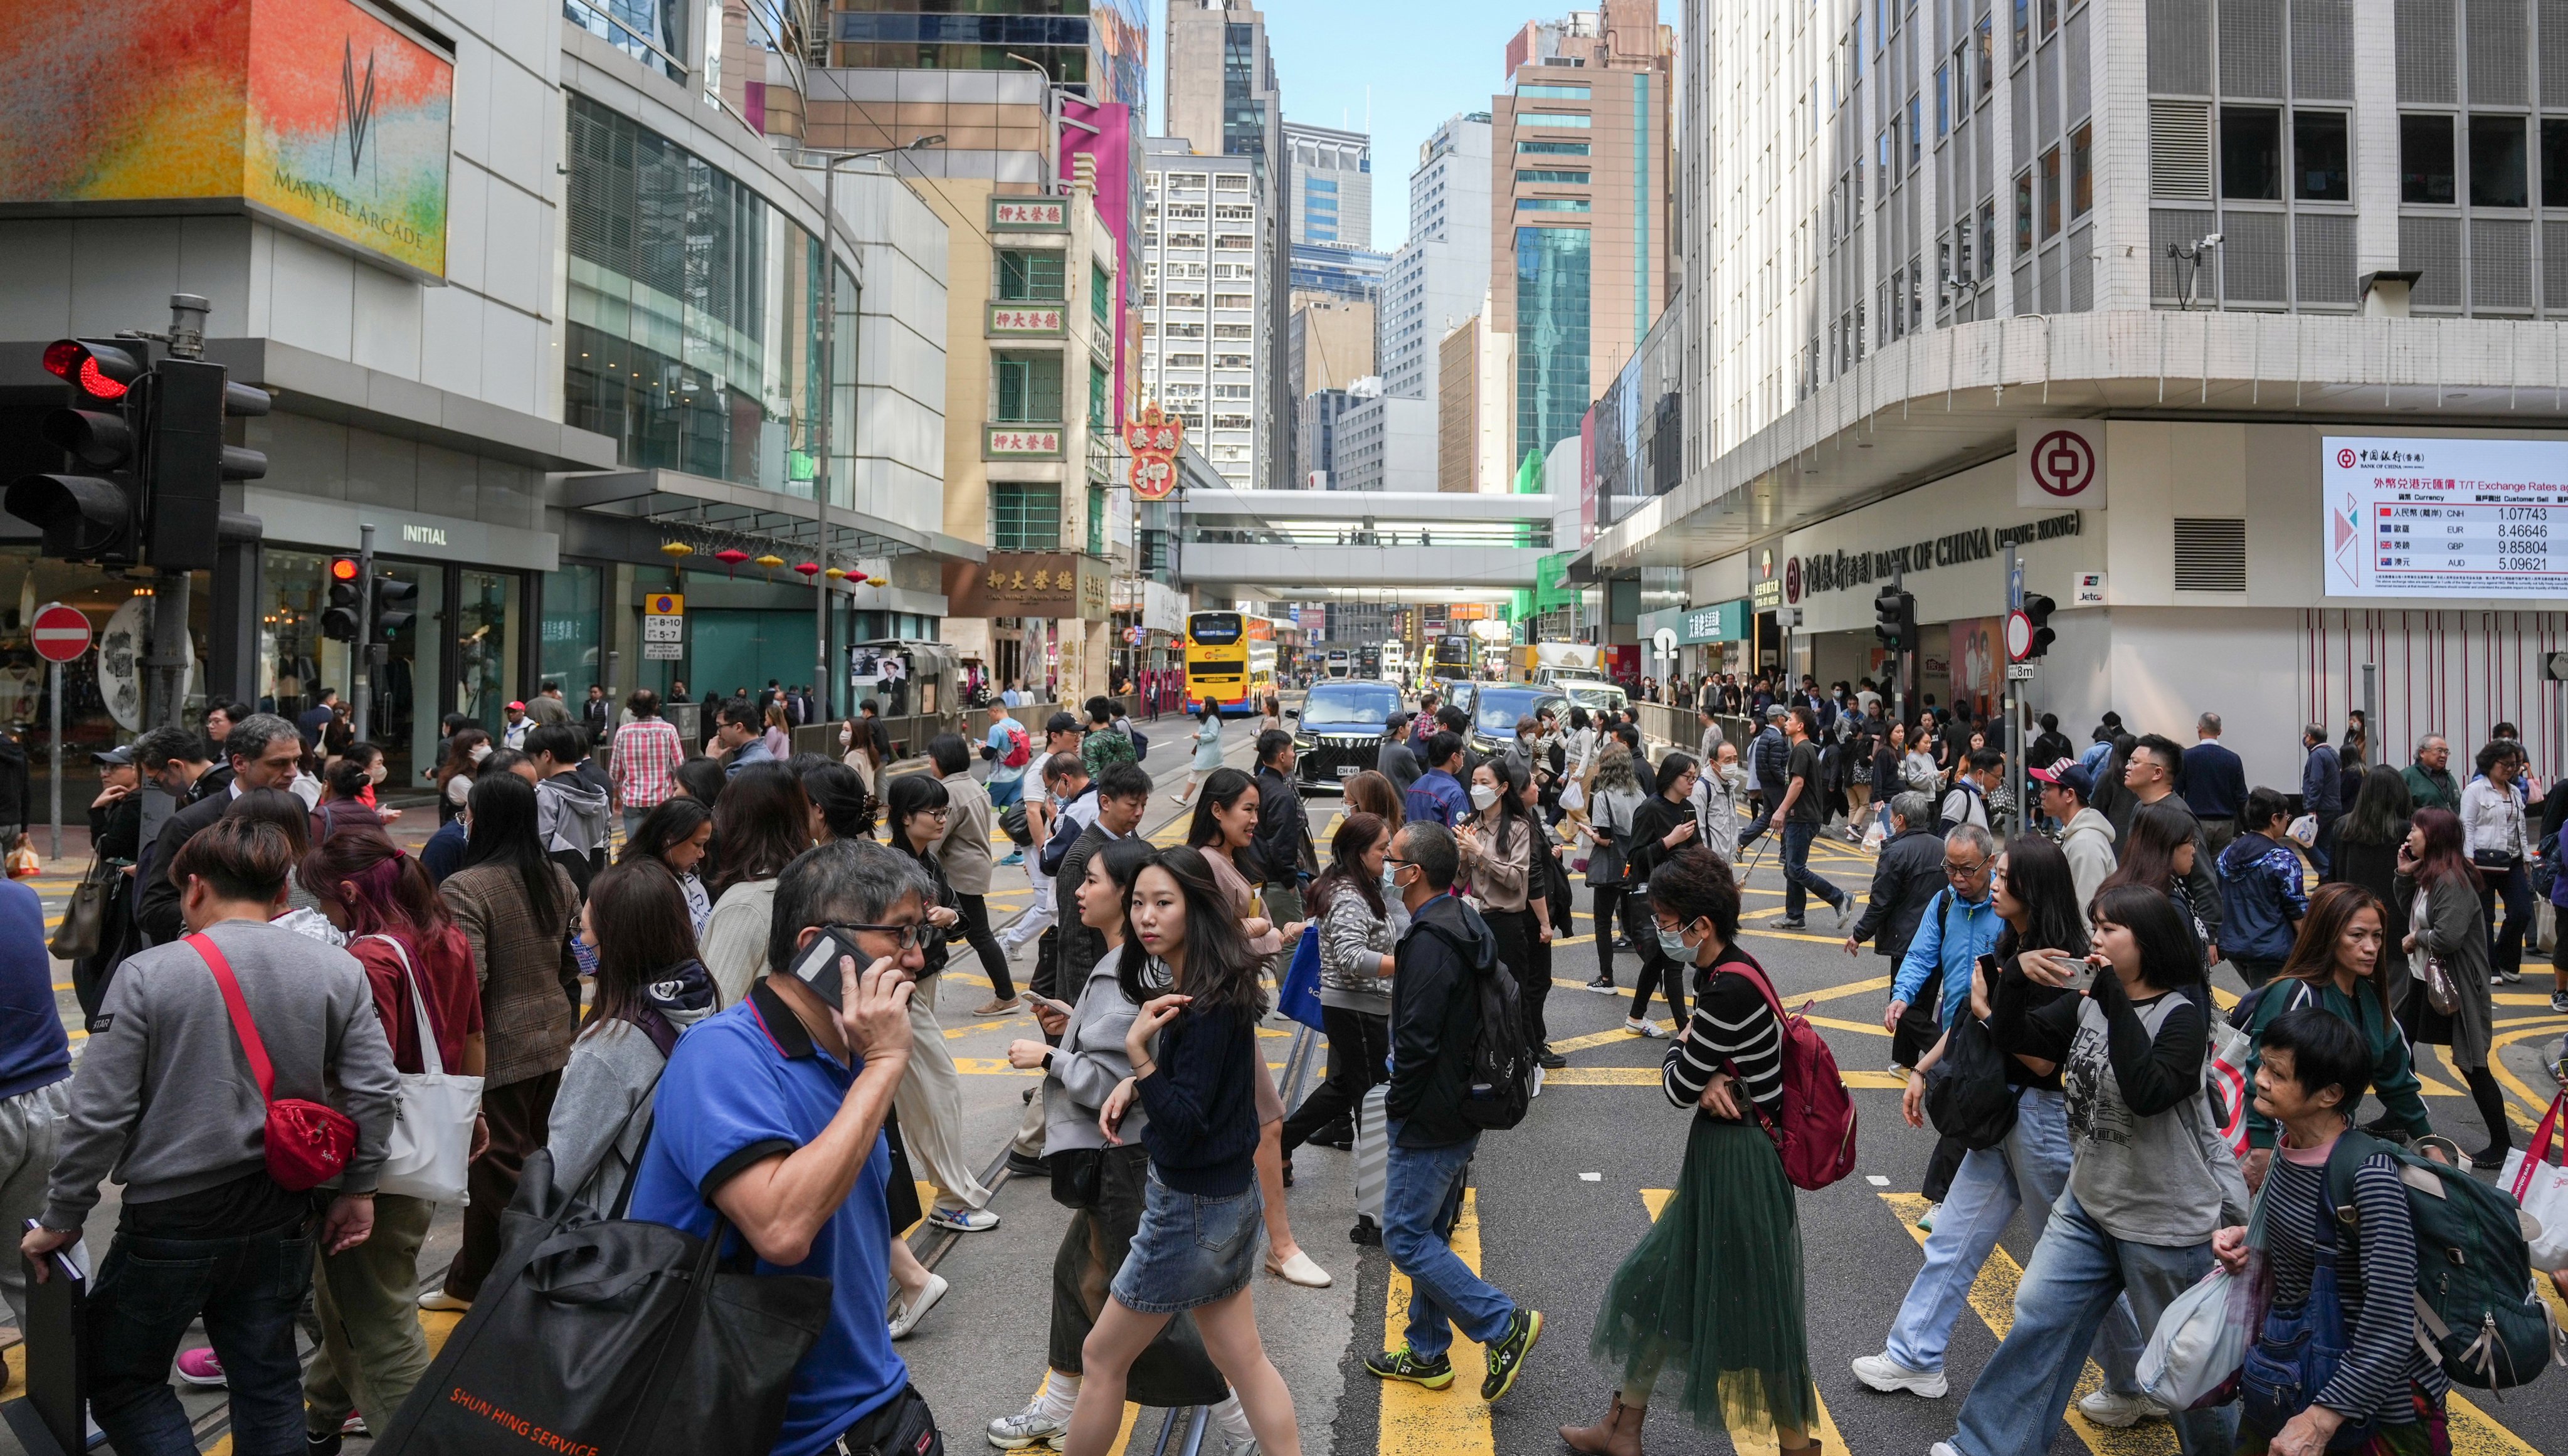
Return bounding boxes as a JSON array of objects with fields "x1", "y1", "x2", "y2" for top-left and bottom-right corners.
[
  {"x1": 1943, "y1": 860, "x2": 1989, "y2": 880},
  {"x1": 823, "y1": 921, "x2": 926, "y2": 951}
]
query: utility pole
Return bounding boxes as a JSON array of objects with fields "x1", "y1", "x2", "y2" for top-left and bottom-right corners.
[
  {"x1": 2004, "y1": 544, "x2": 2029, "y2": 839},
  {"x1": 353, "y1": 522, "x2": 376, "y2": 742}
]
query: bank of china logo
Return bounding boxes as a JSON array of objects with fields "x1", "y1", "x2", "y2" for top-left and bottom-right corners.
[
  {"x1": 2336, "y1": 447, "x2": 2356, "y2": 469},
  {"x1": 2030, "y1": 429, "x2": 2096, "y2": 499},
  {"x1": 341, "y1": 40, "x2": 379, "y2": 174}
]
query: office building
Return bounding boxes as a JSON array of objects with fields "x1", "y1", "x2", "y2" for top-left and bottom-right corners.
[
  {"x1": 1336, "y1": 380, "x2": 1435, "y2": 492},
  {"x1": 1489, "y1": 0, "x2": 1674, "y2": 472},
  {"x1": 1141, "y1": 140, "x2": 1271, "y2": 490},
  {"x1": 1284, "y1": 121, "x2": 1373, "y2": 246},
  {"x1": 1380, "y1": 112, "x2": 1493, "y2": 403}
]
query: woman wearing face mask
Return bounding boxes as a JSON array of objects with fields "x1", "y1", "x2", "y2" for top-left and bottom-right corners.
[
  {"x1": 620, "y1": 796, "x2": 716, "y2": 936},
  {"x1": 434, "y1": 729, "x2": 490, "y2": 825},
  {"x1": 1578, "y1": 742, "x2": 1647, "y2": 995},
  {"x1": 1461, "y1": 758, "x2": 1548, "y2": 1068},
  {"x1": 1062, "y1": 848, "x2": 1302, "y2": 1456},
  {"x1": 1563, "y1": 846, "x2": 1817, "y2": 1456},
  {"x1": 1688, "y1": 741, "x2": 1745, "y2": 869},
  {"x1": 1182, "y1": 768, "x2": 1324, "y2": 1287},
  {"x1": 839, "y1": 712, "x2": 880, "y2": 796},
  {"x1": 1276, "y1": 813, "x2": 1398, "y2": 1225},
  {"x1": 988, "y1": 839, "x2": 1245, "y2": 1451},
  {"x1": 1872, "y1": 722, "x2": 1910, "y2": 836},
  {"x1": 1620, "y1": 751, "x2": 1704, "y2": 1038},
  {"x1": 316, "y1": 743, "x2": 398, "y2": 838}
]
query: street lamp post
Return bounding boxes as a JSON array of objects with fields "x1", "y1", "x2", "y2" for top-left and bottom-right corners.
[{"x1": 793, "y1": 135, "x2": 940, "y2": 721}]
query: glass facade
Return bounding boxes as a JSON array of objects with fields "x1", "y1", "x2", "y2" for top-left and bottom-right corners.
[
  {"x1": 541, "y1": 564, "x2": 605, "y2": 692},
  {"x1": 564, "y1": 95, "x2": 856, "y2": 505},
  {"x1": 260, "y1": 549, "x2": 446, "y2": 792},
  {"x1": 0, "y1": 549, "x2": 210, "y2": 813},
  {"x1": 455, "y1": 571, "x2": 521, "y2": 736},
  {"x1": 562, "y1": 0, "x2": 687, "y2": 82},
  {"x1": 1515, "y1": 224, "x2": 1591, "y2": 462},
  {"x1": 825, "y1": 0, "x2": 1151, "y2": 104}
]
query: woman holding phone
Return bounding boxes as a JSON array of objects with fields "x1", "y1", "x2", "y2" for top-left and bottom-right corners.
[
  {"x1": 1060, "y1": 847, "x2": 1301, "y2": 1456},
  {"x1": 986, "y1": 839, "x2": 1239, "y2": 1451}
]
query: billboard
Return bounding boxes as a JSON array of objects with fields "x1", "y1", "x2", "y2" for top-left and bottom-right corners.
[
  {"x1": 2322, "y1": 436, "x2": 2568, "y2": 599},
  {"x1": 0, "y1": 0, "x2": 453, "y2": 278}
]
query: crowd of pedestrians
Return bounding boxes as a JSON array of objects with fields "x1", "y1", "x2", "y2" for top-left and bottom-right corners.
[{"x1": 0, "y1": 675, "x2": 2560, "y2": 1456}]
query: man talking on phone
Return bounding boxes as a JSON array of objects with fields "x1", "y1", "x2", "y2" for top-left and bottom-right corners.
[{"x1": 623, "y1": 840, "x2": 947, "y2": 1455}]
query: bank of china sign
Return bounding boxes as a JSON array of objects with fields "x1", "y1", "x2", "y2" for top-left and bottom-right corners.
[{"x1": 0, "y1": 0, "x2": 455, "y2": 280}]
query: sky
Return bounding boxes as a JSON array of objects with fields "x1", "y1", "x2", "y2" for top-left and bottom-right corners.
[{"x1": 1144, "y1": 1, "x2": 1682, "y2": 250}]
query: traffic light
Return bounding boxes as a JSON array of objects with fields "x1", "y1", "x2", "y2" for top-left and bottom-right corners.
[
  {"x1": 8, "y1": 339, "x2": 147, "y2": 563},
  {"x1": 140, "y1": 357, "x2": 268, "y2": 572},
  {"x1": 321, "y1": 557, "x2": 362, "y2": 641},
  {"x1": 1874, "y1": 585, "x2": 1916, "y2": 652},
  {"x1": 373, "y1": 574, "x2": 417, "y2": 645},
  {"x1": 2023, "y1": 593, "x2": 2058, "y2": 659}
]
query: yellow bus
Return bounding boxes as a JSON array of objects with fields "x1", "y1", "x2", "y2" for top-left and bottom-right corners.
[{"x1": 1185, "y1": 611, "x2": 1277, "y2": 715}]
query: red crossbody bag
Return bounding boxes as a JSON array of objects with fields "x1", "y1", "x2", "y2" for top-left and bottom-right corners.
[{"x1": 190, "y1": 932, "x2": 357, "y2": 1192}]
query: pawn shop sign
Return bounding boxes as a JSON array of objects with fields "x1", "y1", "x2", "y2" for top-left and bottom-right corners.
[
  {"x1": 1124, "y1": 403, "x2": 1186, "y2": 457},
  {"x1": 32, "y1": 603, "x2": 90, "y2": 663}
]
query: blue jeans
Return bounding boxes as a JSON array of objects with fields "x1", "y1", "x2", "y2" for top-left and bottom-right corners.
[
  {"x1": 1780, "y1": 820, "x2": 1846, "y2": 921},
  {"x1": 987, "y1": 773, "x2": 1025, "y2": 810},
  {"x1": 1884, "y1": 1089, "x2": 2144, "y2": 1386},
  {"x1": 1950, "y1": 1193, "x2": 2236, "y2": 1456},
  {"x1": 89, "y1": 1221, "x2": 314, "y2": 1456},
  {"x1": 1383, "y1": 1121, "x2": 1515, "y2": 1363}
]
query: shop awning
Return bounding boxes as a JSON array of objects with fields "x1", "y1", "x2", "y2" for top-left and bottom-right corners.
[{"x1": 560, "y1": 467, "x2": 984, "y2": 564}]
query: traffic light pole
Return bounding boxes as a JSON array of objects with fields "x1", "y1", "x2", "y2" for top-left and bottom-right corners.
[
  {"x1": 2004, "y1": 543, "x2": 2026, "y2": 840},
  {"x1": 354, "y1": 524, "x2": 375, "y2": 743}
]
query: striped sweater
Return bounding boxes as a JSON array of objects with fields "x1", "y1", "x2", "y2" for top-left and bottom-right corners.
[
  {"x1": 2259, "y1": 1143, "x2": 2449, "y2": 1422},
  {"x1": 1661, "y1": 947, "x2": 1785, "y2": 1117}
]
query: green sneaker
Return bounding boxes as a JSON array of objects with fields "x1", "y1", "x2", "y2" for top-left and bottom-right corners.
[
  {"x1": 1481, "y1": 1308, "x2": 1544, "y2": 1401},
  {"x1": 1365, "y1": 1344, "x2": 1455, "y2": 1390}
]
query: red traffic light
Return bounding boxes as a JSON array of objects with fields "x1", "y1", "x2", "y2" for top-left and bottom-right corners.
[
  {"x1": 329, "y1": 556, "x2": 361, "y2": 582},
  {"x1": 41, "y1": 340, "x2": 140, "y2": 401}
]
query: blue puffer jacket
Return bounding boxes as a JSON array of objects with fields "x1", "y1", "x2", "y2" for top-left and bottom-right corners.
[{"x1": 2216, "y1": 831, "x2": 2309, "y2": 962}]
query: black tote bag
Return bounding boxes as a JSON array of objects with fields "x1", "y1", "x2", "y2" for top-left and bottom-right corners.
[
  {"x1": 1922, "y1": 1011, "x2": 2020, "y2": 1151},
  {"x1": 374, "y1": 1147, "x2": 832, "y2": 1456}
]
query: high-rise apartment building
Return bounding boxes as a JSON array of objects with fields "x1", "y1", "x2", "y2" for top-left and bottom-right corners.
[
  {"x1": 1489, "y1": 1, "x2": 1672, "y2": 472},
  {"x1": 1140, "y1": 140, "x2": 1270, "y2": 489},
  {"x1": 1163, "y1": 0, "x2": 1287, "y2": 488},
  {"x1": 1284, "y1": 122, "x2": 1373, "y2": 246}
]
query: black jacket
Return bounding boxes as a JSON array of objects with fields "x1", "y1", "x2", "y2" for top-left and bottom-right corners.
[
  {"x1": 135, "y1": 788, "x2": 233, "y2": 946},
  {"x1": 1851, "y1": 826, "x2": 1946, "y2": 961},
  {"x1": 1252, "y1": 764, "x2": 1315, "y2": 884},
  {"x1": 1378, "y1": 739, "x2": 1422, "y2": 799},
  {"x1": 1054, "y1": 821, "x2": 1121, "y2": 991},
  {"x1": 1627, "y1": 791, "x2": 1691, "y2": 888},
  {"x1": 1387, "y1": 892, "x2": 1498, "y2": 1147}
]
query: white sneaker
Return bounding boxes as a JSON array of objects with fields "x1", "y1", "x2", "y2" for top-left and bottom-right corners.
[
  {"x1": 986, "y1": 1400, "x2": 1068, "y2": 1449},
  {"x1": 417, "y1": 1289, "x2": 471, "y2": 1312},
  {"x1": 1625, "y1": 1018, "x2": 1667, "y2": 1039},
  {"x1": 926, "y1": 1206, "x2": 1000, "y2": 1233},
  {"x1": 887, "y1": 1271, "x2": 947, "y2": 1340},
  {"x1": 1930, "y1": 1443, "x2": 1963, "y2": 1456},
  {"x1": 2077, "y1": 1389, "x2": 2169, "y2": 1427},
  {"x1": 1851, "y1": 1353, "x2": 1948, "y2": 1398},
  {"x1": 1915, "y1": 1202, "x2": 1940, "y2": 1233}
]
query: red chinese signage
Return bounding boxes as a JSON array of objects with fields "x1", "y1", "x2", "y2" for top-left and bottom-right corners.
[{"x1": 1125, "y1": 401, "x2": 1185, "y2": 500}]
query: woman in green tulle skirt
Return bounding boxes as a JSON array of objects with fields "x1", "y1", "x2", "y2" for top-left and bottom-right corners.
[{"x1": 1563, "y1": 846, "x2": 1820, "y2": 1456}]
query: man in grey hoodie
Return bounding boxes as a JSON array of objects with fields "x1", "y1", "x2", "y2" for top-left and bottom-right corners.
[
  {"x1": 528, "y1": 723, "x2": 612, "y2": 892},
  {"x1": 2035, "y1": 759, "x2": 2118, "y2": 914},
  {"x1": 25, "y1": 818, "x2": 398, "y2": 1456}
]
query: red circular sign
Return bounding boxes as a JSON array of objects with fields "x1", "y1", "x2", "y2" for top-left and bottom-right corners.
[
  {"x1": 2004, "y1": 609, "x2": 2034, "y2": 662},
  {"x1": 1783, "y1": 556, "x2": 1803, "y2": 604},
  {"x1": 2031, "y1": 428, "x2": 2098, "y2": 499},
  {"x1": 31, "y1": 604, "x2": 90, "y2": 663},
  {"x1": 2335, "y1": 447, "x2": 2356, "y2": 469}
]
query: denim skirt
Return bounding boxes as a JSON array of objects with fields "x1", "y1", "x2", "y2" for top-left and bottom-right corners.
[{"x1": 1108, "y1": 1167, "x2": 1263, "y2": 1315}]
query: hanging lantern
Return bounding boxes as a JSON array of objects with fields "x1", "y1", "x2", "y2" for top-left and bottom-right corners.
[
  {"x1": 864, "y1": 574, "x2": 888, "y2": 588},
  {"x1": 824, "y1": 567, "x2": 848, "y2": 581},
  {"x1": 754, "y1": 553, "x2": 785, "y2": 582},
  {"x1": 793, "y1": 561, "x2": 822, "y2": 579},
  {"x1": 712, "y1": 547, "x2": 751, "y2": 578},
  {"x1": 660, "y1": 541, "x2": 694, "y2": 574}
]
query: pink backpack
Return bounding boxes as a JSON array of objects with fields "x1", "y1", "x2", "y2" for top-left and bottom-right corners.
[{"x1": 1720, "y1": 959, "x2": 1860, "y2": 1191}]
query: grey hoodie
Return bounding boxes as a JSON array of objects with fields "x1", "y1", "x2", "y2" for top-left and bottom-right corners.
[
  {"x1": 537, "y1": 770, "x2": 612, "y2": 862},
  {"x1": 2059, "y1": 804, "x2": 2118, "y2": 913},
  {"x1": 1044, "y1": 949, "x2": 1148, "y2": 1154},
  {"x1": 544, "y1": 960, "x2": 720, "y2": 1211}
]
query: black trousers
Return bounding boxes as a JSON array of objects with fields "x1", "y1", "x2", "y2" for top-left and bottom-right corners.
[
  {"x1": 1482, "y1": 907, "x2": 1550, "y2": 1057},
  {"x1": 1591, "y1": 884, "x2": 1626, "y2": 985},
  {"x1": 1622, "y1": 894, "x2": 1687, "y2": 1026},
  {"x1": 1281, "y1": 1006, "x2": 1390, "y2": 1154},
  {"x1": 953, "y1": 891, "x2": 1016, "y2": 1001},
  {"x1": 1030, "y1": 922, "x2": 1061, "y2": 1003}
]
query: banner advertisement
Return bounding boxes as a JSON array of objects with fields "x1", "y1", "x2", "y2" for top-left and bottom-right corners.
[{"x1": 2322, "y1": 435, "x2": 2568, "y2": 599}]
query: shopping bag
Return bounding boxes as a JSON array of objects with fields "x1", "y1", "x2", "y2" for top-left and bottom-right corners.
[
  {"x1": 46, "y1": 858, "x2": 116, "y2": 961},
  {"x1": 1277, "y1": 924, "x2": 1325, "y2": 1033},
  {"x1": 2207, "y1": 1010, "x2": 2256, "y2": 1158},
  {"x1": 365, "y1": 936, "x2": 484, "y2": 1205},
  {"x1": 6, "y1": 836, "x2": 38, "y2": 880},
  {"x1": 2500, "y1": 1094, "x2": 2568, "y2": 1271},
  {"x1": 2137, "y1": 1263, "x2": 2257, "y2": 1411},
  {"x1": 1352, "y1": 1084, "x2": 1390, "y2": 1221}
]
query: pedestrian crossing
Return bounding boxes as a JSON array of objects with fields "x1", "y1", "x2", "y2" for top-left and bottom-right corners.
[{"x1": 1376, "y1": 1189, "x2": 1494, "y2": 1456}]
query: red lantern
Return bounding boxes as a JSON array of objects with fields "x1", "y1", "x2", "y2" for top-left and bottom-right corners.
[
  {"x1": 793, "y1": 561, "x2": 822, "y2": 579},
  {"x1": 712, "y1": 547, "x2": 751, "y2": 578}
]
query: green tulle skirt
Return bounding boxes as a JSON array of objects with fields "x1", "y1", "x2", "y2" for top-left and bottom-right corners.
[{"x1": 1587, "y1": 1113, "x2": 1818, "y2": 1440}]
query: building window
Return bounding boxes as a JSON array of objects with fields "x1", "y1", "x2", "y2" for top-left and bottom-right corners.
[
  {"x1": 1516, "y1": 198, "x2": 1593, "y2": 211},
  {"x1": 1516, "y1": 83, "x2": 1592, "y2": 98},
  {"x1": 998, "y1": 250, "x2": 1066, "y2": 301},
  {"x1": 1088, "y1": 361, "x2": 1109, "y2": 431},
  {"x1": 2470, "y1": 114, "x2": 2528, "y2": 208},
  {"x1": 1516, "y1": 169, "x2": 1593, "y2": 184},
  {"x1": 1086, "y1": 485, "x2": 1106, "y2": 557},
  {"x1": 1936, "y1": 63, "x2": 1950, "y2": 137},
  {"x1": 990, "y1": 484, "x2": 1061, "y2": 552},
  {"x1": 1979, "y1": 200, "x2": 1997, "y2": 278},
  {"x1": 2014, "y1": 169, "x2": 2033, "y2": 253},
  {"x1": 2544, "y1": 119, "x2": 2568, "y2": 206},
  {"x1": 2402, "y1": 114, "x2": 2456, "y2": 203},
  {"x1": 2220, "y1": 107, "x2": 2283, "y2": 199},
  {"x1": 1517, "y1": 112, "x2": 1593, "y2": 128},
  {"x1": 2069, "y1": 124, "x2": 2095, "y2": 216},
  {"x1": 2012, "y1": 0, "x2": 2029, "y2": 57},
  {"x1": 1908, "y1": 95, "x2": 1923, "y2": 169},
  {"x1": 2038, "y1": 146, "x2": 2060, "y2": 235},
  {"x1": 993, "y1": 353, "x2": 1063, "y2": 423},
  {"x1": 1090, "y1": 263, "x2": 1111, "y2": 327},
  {"x1": 1518, "y1": 139, "x2": 1592, "y2": 155},
  {"x1": 1514, "y1": 224, "x2": 1592, "y2": 460},
  {"x1": 2293, "y1": 112, "x2": 2349, "y2": 201}
]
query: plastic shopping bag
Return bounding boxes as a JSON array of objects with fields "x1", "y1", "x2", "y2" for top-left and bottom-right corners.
[
  {"x1": 2137, "y1": 1263, "x2": 2256, "y2": 1411},
  {"x1": 2499, "y1": 1094, "x2": 2568, "y2": 1272},
  {"x1": 1277, "y1": 926, "x2": 1325, "y2": 1033},
  {"x1": 1353, "y1": 1084, "x2": 1390, "y2": 1222}
]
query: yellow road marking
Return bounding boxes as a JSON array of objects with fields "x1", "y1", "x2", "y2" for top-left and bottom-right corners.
[
  {"x1": 1378, "y1": 1187, "x2": 1493, "y2": 1456},
  {"x1": 1636, "y1": 1189, "x2": 1849, "y2": 1455},
  {"x1": 1543, "y1": 1066, "x2": 1907, "y2": 1090}
]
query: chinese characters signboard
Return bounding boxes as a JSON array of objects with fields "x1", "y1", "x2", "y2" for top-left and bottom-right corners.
[
  {"x1": 1125, "y1": 402, "x2": 1186, "y2": 500},
  {"x1": 948, "y1": 552, "x2": 1111, "y2": 620},
  {"x1": 984, "y1": 425, "x2": 1065, "y2": 461},
  {"x1": 2323, "y1": 436, "x2": 2568, "y2": 599},
  {"x1": 986, "y1": 302, "x2": 1066, "y2": 337},
  {"x1": 988, "y1": 196, "x2": 1069, "y2": 231}
]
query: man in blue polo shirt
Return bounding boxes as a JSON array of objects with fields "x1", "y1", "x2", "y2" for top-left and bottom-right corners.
[{"x1": 625, "y1": 840, "x2": 944, "y2": 1455}]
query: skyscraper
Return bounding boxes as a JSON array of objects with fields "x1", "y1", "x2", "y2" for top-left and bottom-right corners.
[
  {"x1": 1284, "y1": 121, "x2": 1372, "y2": 247},
  {"x1": 1380, "y1": 112, "x2": 1493, "y2": 405},
  {"x1": 1488, "y1": 1, "x2": 1672, "y2": 472}
]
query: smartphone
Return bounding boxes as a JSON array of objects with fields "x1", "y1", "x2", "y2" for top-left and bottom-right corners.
[
  {"x1": 1023, "y1": 993, "x2": 1075, "y2": 1021},
  {"x1": 787, "y1": 928, "x2": 874, "y2": 1010}
]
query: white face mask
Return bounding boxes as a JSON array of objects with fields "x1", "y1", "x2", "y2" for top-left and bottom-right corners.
[
  {"x1": 838, "y1": 726, "x2": 853, "y2": 747},
  {"x1": 469, "y1": 743, "x2": 492, "y2": 764},
  {"x1": 368, "y1": 761, "x2": 388, "y2": 785},
  {"x1": 1469, "y1": 783, "x2": 1501, "y2": 810}
]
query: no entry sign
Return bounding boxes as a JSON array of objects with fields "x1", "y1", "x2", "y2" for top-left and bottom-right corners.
[{"x1": 31, "y1": 604, "x2": 90, "y2": 663}]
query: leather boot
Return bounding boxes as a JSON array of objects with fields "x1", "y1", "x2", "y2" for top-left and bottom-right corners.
[{"x1": 1559, "y1": 1391, "x2": 1644, "y2": 1456}]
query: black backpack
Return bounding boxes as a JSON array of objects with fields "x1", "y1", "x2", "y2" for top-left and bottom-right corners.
[{"x1": 1418, "y1": 917, "x2": 1532, "y2": 1132}]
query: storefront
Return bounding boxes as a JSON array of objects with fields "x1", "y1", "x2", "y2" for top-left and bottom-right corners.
[{"x1": 1636, "y1": 598, "x2": 1751, "y2": 685}]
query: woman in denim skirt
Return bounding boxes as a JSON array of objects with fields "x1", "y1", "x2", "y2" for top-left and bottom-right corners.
[{"x1": 1062, "y1": 845, "x2": 1301, "y2": 1456}]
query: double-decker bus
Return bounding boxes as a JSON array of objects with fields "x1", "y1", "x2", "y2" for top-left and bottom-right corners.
[
  {"x1": 1185, "y1": 611, "x2": 1277, "y2": 715},
  {"x1": 1378, "y1": 640, "x2": 1407, "y2": 685},
  {"x1": 1430, "y1": 634, "x2": 1474, "y2": 680}
]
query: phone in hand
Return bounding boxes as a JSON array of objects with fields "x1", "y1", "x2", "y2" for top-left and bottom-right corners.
[
  {"x1": 1024, "y1": 993, "x2": 1075, "y2": 1021},
  {"x1": 787, "y1": 927, "x2": 875, "y2": 1010}
]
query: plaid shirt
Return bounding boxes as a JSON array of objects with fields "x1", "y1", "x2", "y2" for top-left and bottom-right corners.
[{"x1": 611, "y1": 717, "x2": 684, "y2": 808}]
